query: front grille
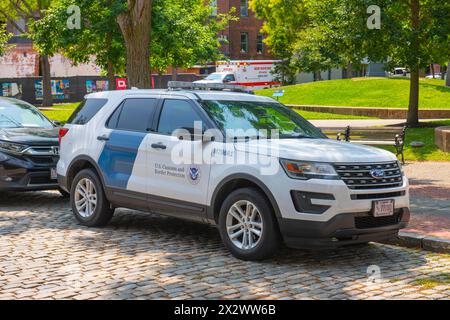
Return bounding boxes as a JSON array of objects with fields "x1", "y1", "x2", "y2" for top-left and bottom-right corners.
[
  {"x1": 29, "y1": 156, "x2": 58, "y2": 165},
  {"x1": 28, "y1": 176, "x2": 56, "y2": 185},
  {"x1": 351, "y1": 191, "x2": 406, "y2": 200},
  {"x1": 334, "y1": 162, "x2": 403, "y2": 190},
  {"x1": 355, "y1": 212, "x2": 402, "y2": 229}
]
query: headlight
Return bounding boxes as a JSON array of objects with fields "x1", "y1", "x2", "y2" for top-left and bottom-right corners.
[
  {"x1": 0, "y1": 141, "x2": 28, "y2": 154},
  {"x1": 280, "y1": 159, "x2": 339, "y2": 180}
]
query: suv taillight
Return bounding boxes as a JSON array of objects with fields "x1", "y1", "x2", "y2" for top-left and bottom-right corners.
[{"x1": 58, "y1": 128, "x2": 69, "y2": 145}]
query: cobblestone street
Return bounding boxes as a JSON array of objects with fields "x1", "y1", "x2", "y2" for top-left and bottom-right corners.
[{"x1": 0, "y1": 191, "x2": 449, "y2": 300}]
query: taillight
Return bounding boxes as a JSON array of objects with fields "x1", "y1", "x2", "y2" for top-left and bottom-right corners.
[{"x1": 58, "y1": 128, "x2": 69, "y2": 145}]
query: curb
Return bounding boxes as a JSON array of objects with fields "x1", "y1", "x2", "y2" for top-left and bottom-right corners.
[
  {"x1": 382, "y1": 231, "x2": 450, "y2": 254},
  {"x1": 286, "y1": 104, "x2": 450, "y2": 120}
]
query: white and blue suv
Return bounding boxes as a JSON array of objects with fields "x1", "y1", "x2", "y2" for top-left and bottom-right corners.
[{"x1": 57, "y1": 82, "x2": 410, "y2": 260}]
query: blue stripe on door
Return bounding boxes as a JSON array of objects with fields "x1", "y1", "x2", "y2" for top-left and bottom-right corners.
[{"x1": 98, "y1": 130, "x2": 146, "y2": 189}]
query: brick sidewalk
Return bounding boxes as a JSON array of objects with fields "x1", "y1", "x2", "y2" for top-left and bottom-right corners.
[{"x1": 403, "y1": 162, "x2": 450, "y2": 243}]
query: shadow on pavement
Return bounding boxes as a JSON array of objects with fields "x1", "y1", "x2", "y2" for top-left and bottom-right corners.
[{"x1": 0, "y1": 190, "x2": 433, "y2": 300}]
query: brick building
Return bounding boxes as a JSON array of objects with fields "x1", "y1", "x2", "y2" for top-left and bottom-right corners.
[{"x1": 214, "y1": 0, "x2": 274, "y2": 60}]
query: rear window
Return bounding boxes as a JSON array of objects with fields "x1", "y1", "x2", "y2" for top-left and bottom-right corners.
[
  {"x1": 107, "y1": 98, "x2": 157, "y2": 132},
  {"x1": 67, "y1": 99, "x2": 108, "y2": 125}
]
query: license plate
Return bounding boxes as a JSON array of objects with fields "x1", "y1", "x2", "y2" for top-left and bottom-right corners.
[
  {"x1": 50, "y1": 168, "x2": 58, "y2": 180},
  {"x1": 372, "y1": 199, "x2": 395, "y2": 217}
]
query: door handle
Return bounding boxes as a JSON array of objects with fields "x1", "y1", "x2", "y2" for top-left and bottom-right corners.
[
  {"x1": 151, "y1": 143, "x2": 167, "y2": 150},
  {"x1": 97, "y1": 135, "x2": 109, "y2": 141}
]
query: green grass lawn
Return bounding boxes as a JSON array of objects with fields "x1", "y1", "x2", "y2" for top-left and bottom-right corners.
[
  {"x1": 41, "y1": 102, "x2": 79, "y2": 124},
  {"x1": 257, "y1": 77, "x2": 450, "y2": 109}
]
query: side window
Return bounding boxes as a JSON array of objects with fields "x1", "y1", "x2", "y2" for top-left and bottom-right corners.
[
  {"x1": 67, "y1": 99, "x2": 108, "y2": 125},
  {"x1": 107, "y1": 98, "x2": 157, "y2": 132},
  {"x1": 157, "y1": 99, "x2": 203, "y2": 135},
  {"x1": 224, "y1": 74, "x2": 236, "y2": 82}
]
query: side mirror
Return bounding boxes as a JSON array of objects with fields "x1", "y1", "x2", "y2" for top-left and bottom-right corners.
[{"x1": 223, "y1": 78, "x2": 230, "y2": 83}]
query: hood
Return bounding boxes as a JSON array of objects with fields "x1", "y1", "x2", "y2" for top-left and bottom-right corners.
[
  {"x1": 0, "y1": 127, "x2": 59, "y2": 146},
  {"x1": 233, "y1": 138, "x2": 397, "y2": 163}
]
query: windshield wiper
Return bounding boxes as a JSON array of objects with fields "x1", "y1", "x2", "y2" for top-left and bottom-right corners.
[
  {"x1": 279, "y1": 133, "x2": 315, "y2": 139},
  {"x1": 0, "y1": 114, "x2": 23, "y2": 128}
]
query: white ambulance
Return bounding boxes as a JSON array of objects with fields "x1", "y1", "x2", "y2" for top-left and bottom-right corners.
[{"x1": 193, "y1": 60, "x2": 281, "y2": 91}]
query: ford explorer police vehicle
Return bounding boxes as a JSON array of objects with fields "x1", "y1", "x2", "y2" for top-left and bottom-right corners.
[{"x1": 57, "y1": 82, "x2": 410, "y2": 261}]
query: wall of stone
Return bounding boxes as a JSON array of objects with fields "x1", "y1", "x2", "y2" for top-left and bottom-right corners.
[
  {"x1": 435, "y1": 127, "x2": 450, "y2": 152},
  {"x1": 289, "y1": 105, "x2": 450, "y2": 119}
]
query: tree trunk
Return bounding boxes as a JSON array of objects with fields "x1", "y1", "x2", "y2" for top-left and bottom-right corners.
[
  {"x1": 117, "y1": 0, "x2": 152, "y2": 89},
  {"x1": 407, "y1": 69, "x2": 420, "y2": 126},
  {"x1": 172, "y1": 66, "x2": 178, "y2": 81},
  {"x1": 430, "y1": 64, "x2": 435, "y2": 78},
  {"x1": 407, "y1": 0, "x2": 420, "y2": 126},
  {"x1": 40, "y1": 55, "x2": 52, "y2": 107},
  {"x1": 107, "y1": 60, "x2": 115, "y2": 90},
  {"x1": 343, "y1": 63, "x2": 353, "y2": 79},
  {"x1": 158, "y1": 72, "x2": 163, "y2": 88},
  {"x1": 315, "y1": 71, "x2": 322, "y2": 81},
  {"x1": 446, "y1": 62, "x2": 450, "y2": 87}
]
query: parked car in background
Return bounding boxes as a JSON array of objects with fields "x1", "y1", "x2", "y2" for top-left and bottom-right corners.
[
  {"x1": 0, "y1": 97, "x2": 67, "y2": 196},
  {"x1": 425, "y1": 73, "x2": 446, "y2": 80},
  {"x1": 390, "y1": 67, "x2": 409, "y2": 77}
]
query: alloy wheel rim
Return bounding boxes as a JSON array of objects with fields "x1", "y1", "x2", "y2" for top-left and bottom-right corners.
[
  {"x1": 226, "y1": 200, "x2": 263, "y2": 250},
  {"x1": 74, "y1": 178, "x2": 97, "y2": 218}
]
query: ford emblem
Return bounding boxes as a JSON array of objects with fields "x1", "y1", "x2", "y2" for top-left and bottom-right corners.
[{"x1": 370, "y1": 169, "x2": 385, "y2": 179}]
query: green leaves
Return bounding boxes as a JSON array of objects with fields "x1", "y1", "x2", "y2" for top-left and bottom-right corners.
[
  {"x1": 151, "y1": 0, "x2": 235, "y2": 72},
  {"x1": 0, "y1": 23, "x2": 11, "y2": 56},
  {"x1": 29, "y1": 0, "x2": 126, "y2": 76}
]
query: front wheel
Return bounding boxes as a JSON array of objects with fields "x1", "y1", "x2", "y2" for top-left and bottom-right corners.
[
  {"x1": 70, "y1": 168, "x2": 114, "y2": 227},
  {"x1": 218, "y1": 188, "x2": 280, "y2": 261}
]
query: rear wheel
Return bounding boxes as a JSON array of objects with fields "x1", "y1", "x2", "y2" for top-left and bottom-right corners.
[
  {"x1": 70, "y1": 169, "x2": 114, "y2": 227},
  {"x1": 218, "y1": 188, "x2": 280, "y2": 261}
]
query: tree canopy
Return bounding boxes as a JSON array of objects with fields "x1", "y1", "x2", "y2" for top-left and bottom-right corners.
[{"x1": 30, "y1": 0, "x2": 232, "y2": 87}]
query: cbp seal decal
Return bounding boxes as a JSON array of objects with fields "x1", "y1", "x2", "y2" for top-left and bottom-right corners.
[{"x1": 188, "y1": 166, "x2": 200, "y2": 185}]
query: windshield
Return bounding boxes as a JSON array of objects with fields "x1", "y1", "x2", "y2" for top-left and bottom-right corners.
[
  {"x1": 0, "y1": 100, "x2": 53, "y2": 129},
  {"x1": 201, "y1": 100, "x2": 326, "y2": 139},
  {"x1": 205, "y1": 73, "x2": 225, "y2": 81}
]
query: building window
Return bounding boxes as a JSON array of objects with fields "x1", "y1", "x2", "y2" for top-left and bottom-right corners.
[
  {"x1": 240, "y1": 0, "x2": 249, "y2": 17},
  {"x1": 257, "y1": 34, "x2": 264, "y2": 54},
  {"x1": 210, "y1": 0, "x2": 217, "y2": 16},
  {"x1": 240, "y1": 33, "x2": 248, "y2": 53}
]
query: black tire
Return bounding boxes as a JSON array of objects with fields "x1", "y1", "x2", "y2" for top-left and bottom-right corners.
[
  {"x1": 70, "y1": 168, "x2": 114, "y2": 227},
  {"x1": 58, "y1": 188, "x2": 70, "y2": 198},
  {"x1": 218, "y1": 187, "x2": 280, "y2": 261}
]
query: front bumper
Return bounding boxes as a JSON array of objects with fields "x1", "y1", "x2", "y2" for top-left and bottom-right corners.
[
  {"x1": 278, "y1": 208, "x2": 410, "y2": 249},
  {"x1": 0, "y1": 152, "x2": 59, "y2": 191}
]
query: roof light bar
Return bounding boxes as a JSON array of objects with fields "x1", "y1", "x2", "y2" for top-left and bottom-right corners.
[{"x1": 167, "y1": 81, "x2": 253, "y2": 94}]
